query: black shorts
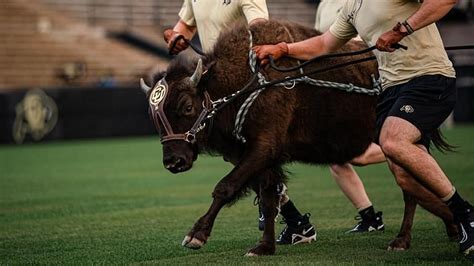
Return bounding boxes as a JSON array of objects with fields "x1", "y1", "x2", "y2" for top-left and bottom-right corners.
[{"x1": 375, "y1": 74, "x2": 457, "y2": 149}]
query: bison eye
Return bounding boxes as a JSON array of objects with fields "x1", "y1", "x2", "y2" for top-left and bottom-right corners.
[{"x1": 183, "y1": 105, "x2": 194, "y2": 116}]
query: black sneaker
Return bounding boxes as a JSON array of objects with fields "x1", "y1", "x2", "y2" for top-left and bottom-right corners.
[
  {"x1": 458, "y1": 209, "x2": 474, "y2": 259},
  {"x1": 276, "y1": 213, "x2": 317, "y2": 245},
  {"x1": 346, "y1": 211, "x2": 385, "y2": 233}
]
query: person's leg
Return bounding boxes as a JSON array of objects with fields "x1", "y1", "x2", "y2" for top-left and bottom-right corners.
[
  {"x1": 257, "y1": 184, "x2": 316, "y2": 245},
  {"x1": 330, "y1": 163, "x2": 384, "y2": 233},
  {"x1": 386, "y1": 157, "x2": 458, "y2": 239},
  {"x1": 380, "y1": 116, "x2": 473, "y2": 257},
  {"x1": 330, "y1": 163, "x2": 372, "y2": 210},
  {"x1": 275, "y1": 143, "x2": 386, "y2": 237},
  {"x1": 276, "y1": 199, "x2": 316, "y2": 245},
  {"x1": 380, "y1": 116, "x2": 453, "y2": 197},
  {"x1": 276, "y1": 197, "x2": 317, "y2": 245},
  {"x1": 350, "y1": 143, "x2": 386, "y2": 166},
  {"x1": 374, "y1": 75, "x2": 473, "y2": 258}
]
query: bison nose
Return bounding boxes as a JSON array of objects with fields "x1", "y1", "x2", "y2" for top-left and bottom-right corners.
[{"x1": 164, "y1": 155, "x2": 186, "y2": 171}]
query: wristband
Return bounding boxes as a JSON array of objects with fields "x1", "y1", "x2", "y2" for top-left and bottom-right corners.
[
  {"x1": 401, "y1": 20, "x2": 415, "y2": 35},
  {"x1": 393, "y1": 22, "x2": 409, "y2": 37}
]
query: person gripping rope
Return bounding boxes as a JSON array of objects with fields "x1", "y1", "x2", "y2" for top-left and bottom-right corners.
[
  {"x1": 162, "y1": 0, "x2": 318, "y2": 245},
  {"x1": 254, "y1": 0, "x2": 474, "y2": 259}
]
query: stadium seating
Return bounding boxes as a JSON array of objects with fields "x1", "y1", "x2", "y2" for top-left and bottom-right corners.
[
  {"x1": 1, "y1": 0, "x2": 319, "y2": 90},
  {"x1": 36, "y1": 0, "x2": 318, "y2": 29},
  {"x1": 0, "y1": 0, "x2": 167, "y2": 90}
]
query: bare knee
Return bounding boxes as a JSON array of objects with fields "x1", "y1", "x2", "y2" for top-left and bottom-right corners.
[
  {"x1": 380, "y1": 137, "x2": 402, "y2": 159},
  {"x1": 329, "y1": 163, "x2": 351, "y2": 178},
  {"x1": 351, "y1": 157, "x2": 369, "y2": 167},
  {"x1": 351, "y1": 154, "x2": 374, "y2": 166},
  {"x1": 379, "y1": 116, "x2": 421, "y2": 158},
  {"x1": 350, "y1": 143, "x2": 386, "y2": 166}
]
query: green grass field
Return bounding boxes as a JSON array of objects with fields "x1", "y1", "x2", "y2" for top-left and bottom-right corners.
[{"x1": 1, "y1": 126, "x2": 473, "y2": 265}]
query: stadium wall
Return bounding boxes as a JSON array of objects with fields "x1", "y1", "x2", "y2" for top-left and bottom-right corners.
[
  {"x1": 0, "y1": 87, "x2": 154, "y2": 144},
  {"x1": 1, "y1": 81, "x2": 473, "y2": 144}
]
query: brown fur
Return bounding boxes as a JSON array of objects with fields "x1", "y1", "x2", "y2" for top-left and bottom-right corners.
[{"x1": 149, "y1": 20, "x2": 454, "y2": 255}]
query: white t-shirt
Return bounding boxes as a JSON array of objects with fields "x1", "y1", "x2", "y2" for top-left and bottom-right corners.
[
  {"x1": 314, "y1": 0, "x2": 345, "y2": 33},
  {"x1": 179, "y1": 0, "x2": 269, "y2": 52},
  {"x1": 330, "y1": 0, "x2": 455, "y2": 90}
]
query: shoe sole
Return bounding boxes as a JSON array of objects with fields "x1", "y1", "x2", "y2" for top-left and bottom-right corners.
[
  {"x1": 463, "y1": 245, "x2": 474, "y2": 260},
  {"x1": 346, "y1": 225, "x2": 385, "y2": 234},
  {"x1": 346, "y1": 229, "x2": 385, "y2": 234},
  {"x1": 292, "y1": 233, "x2": 317, "y2": 245}
]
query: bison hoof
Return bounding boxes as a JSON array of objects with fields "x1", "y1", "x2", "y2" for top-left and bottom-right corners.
[
  {"x1": 182, "y1": 235, "x2": 205, "y2": 249},
  {"x1": 387, "y1": 237, "x2": 410, "y2": 251},
  {"x1": 448, "y1": 234, "x2": 460, "y2": 242},
  {"x1": 387, "y1": 246, "x2": 406, "y2": 251},
  {"x1": 245, "y1": 243, "x2": 275, "y2": 256},
  {"x1": 445, "y1": 224, "x2": 459, "y2": 241}
]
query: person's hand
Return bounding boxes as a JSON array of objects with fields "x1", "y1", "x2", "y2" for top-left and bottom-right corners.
[
  {"x1": 376, "y1": 23, "x2": 408, "y2": 52},
  {"x1": 253, "y1": 42, "x2": 289, "y2": 65},
  {"x1": 163, "y1": 29, "x2": 189, "y2": 55}
]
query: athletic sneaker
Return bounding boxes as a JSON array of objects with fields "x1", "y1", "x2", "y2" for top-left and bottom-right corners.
[
  {"x1": 346, "y1": 211, "x2": 385, "y2": 233},
  {"x1": 276, "y1": 213, "x2": 317, "y2": 245},
  {"x1": 458, "y1": 208, "x2": 474, "y2": 259}
]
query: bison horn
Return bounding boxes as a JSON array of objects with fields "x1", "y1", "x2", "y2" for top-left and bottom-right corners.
[
  {"x1": 190, "y1": 58, "x2": 203, "y2": 87},
  {"x1": 140, "y1": 78, "x2": 152, "y2": 94}
]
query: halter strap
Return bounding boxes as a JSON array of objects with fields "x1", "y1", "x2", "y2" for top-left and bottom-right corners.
[{"x1": 148, "y1": 78, "x2": 213, "y2": 144}]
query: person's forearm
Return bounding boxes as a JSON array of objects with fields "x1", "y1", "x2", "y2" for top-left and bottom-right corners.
[
  {"x1": 173, "y1": 20, "x2": 197, "y2": 40},
  {"x1": 287, "y1": 31, "x2": 345, "y2": 60},
  {"x1": 287, "y1": 37, "x2": 326, "y2": 60},
  {"x1": 406, "y1": 0, "x2": 457, "y2": 31}
]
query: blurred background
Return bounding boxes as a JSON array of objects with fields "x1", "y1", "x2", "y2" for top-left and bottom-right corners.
[{"x1": 0, "y1": 0, "x2": 473, "y2": 144}]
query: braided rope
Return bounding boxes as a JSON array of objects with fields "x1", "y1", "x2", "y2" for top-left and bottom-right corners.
[
  {"x1": 233, "y1": 31, "x2": 266, "y2": 143},
  {"x1": 233, "y1": 89, "x2": 264, "y2": 143},
  {"x1": 233, "y1": 30, "x2": 381, "y2": 143},
  {"x1": 277, "y1": 76, "x2": 381, "y2": 96}
]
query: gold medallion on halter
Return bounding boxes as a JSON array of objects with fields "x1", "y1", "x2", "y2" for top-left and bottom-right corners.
[{"x1": 149, "y1": 79, "x2": 167, "y2": 108}]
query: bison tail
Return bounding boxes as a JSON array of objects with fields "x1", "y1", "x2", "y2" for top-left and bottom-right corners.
[{"x1": 431, "y1": 128, "x2": 457, "y2": 153}]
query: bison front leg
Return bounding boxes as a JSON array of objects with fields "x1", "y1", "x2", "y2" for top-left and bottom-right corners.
[
  {"x1": 182, "y1": 178, "x2": 249, "y2": 249},
  {"x1": 181, "y1": 198, "x2": 224, "y2": 249},
  {"x1": 182, "y1": 144, "x2": 277, "y2": 251}
]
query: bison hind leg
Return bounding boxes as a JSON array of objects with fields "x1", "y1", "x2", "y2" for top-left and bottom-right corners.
[{"x1": 246, "y1": 167, "x2": 287, "y2": 256}]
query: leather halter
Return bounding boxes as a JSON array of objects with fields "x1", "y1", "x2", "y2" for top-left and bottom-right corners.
[{"x1": 148, "y1": 78, "x2": 213, "y2": 144}]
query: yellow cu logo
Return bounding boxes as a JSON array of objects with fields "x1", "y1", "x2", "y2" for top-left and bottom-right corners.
[{"x1": 149, "y1": 82, "x2": 167, "y2": 106}]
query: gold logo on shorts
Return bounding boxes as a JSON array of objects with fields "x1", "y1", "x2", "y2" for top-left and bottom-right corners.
[{"x1": 400, "y1": 105, "x2": 414, "y2": 113}]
